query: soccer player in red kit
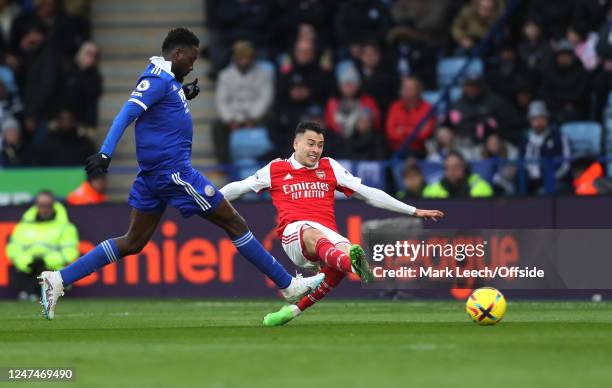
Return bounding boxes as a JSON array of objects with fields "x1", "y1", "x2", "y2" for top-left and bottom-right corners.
[{"x1": 221, "y1": 121, "x2": 444, "y2": 326}]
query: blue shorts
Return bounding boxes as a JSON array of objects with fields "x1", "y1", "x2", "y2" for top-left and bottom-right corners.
[{"x1": 128, "y1": 167, "x2": 224, "y2": 218}]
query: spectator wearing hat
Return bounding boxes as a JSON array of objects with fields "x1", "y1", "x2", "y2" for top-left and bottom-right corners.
[
  {"x1": 0, "y1": 115, "x2": 26, "y2": 167},
  {"x1": 325, "y1": 63, "x2": 381, "y2": 139},
  {"x1": 385, "y1": 76, "x2": 434, "y2": 157},
  {"x1": 213, "y1": 41, "x2": 274, "y2": 162},
  {"x1": 520, "y1": 101, "x2": 571, "y2": 195},
  {"x1": 540, "y1": 40, "x2": 589, "y2": 123},
  {"x1": 342, "y1": 107, "x2": 388, "y2": 160}
]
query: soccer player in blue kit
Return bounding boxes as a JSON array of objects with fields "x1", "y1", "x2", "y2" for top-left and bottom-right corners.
[{"x1": 38, "y1": 28, "x2": 324, "y2": 320}]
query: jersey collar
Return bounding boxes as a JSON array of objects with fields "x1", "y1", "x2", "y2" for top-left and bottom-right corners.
[
  {"x1": 289, "y1": 153, "x2": 319, "y2": 170},
  {"x1": 149, "y1": 56, "x2": 175, "y2": 78}
]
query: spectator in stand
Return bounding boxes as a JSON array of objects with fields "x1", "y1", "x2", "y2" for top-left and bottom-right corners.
[
  {"x1": 0, "y1": 77, "x2": 22, "y2": 118},
  {"x1": 278, "y1": 38, "x2": 332, "y2": 106},
  {"x1": 396, "y1": 160, "x2": 426, "y2": 199},
  {"x1": 28, "y1": 109, "x2": 95, "y2": 166},
  {"x1": 451, "y1": 0, "x2": 503, "y2": 53},
  {"x1": 0, "y1": 115, "x2": 25, "y2": 166},
  {"x1": 66, "y1": 171, "x2": 108, "y2": 206},
  {"x1": 423, "y1": 151, "x2": 493, "y2": 198},
  {"x1": 385, "y1": 76, "x2": 434, "y2": 157},
  {"x1": 387, "y1": 0, "x2": 453, "y2": 88},
  {"x1": 269, "y1": 75, "x2": 316, "y2": 157},
  {"x1": 335, "y1": 0, "x2": 391, "y2": 58},
  {"x1": 540, "y1": 40, "x2": 589, "y2": 123},
  {"x1": 213, "y1": 41, "x2": 274, "y2": 162},
  {"x1": 0, "y1": 0, "x2": 19, "y2": 49},
  {"x1": 325, "y1": 63, "x2": 380, "y2": 139},
  {"x1": 425, "y1": 126, "x2": 471, "y2": 163},
  {"x1": 276, "y1": 24, "x2": 333, "y2": 72},
  {"x1": 62, "y1": 41, "x2": 103, "y2": 130},
  {"x1": 566, "y1": 22, "x2": 599, "y2": 72},
  {"x1": 6, "y1": 190, "x2": 79, "y2": 301},
  {"x1": 17, "y1": 24, "x2": 64, "y2": 143},
  {"x1": 355, "y1": 40, "x2": 398, "y2": 117},
  {"x1": 518, "y1": 17, "x2": 553, "y2": 91},
  {"x1": 272, "y1": 1, "x2": 335, "y2": 55},
  {"x1": 449, "y1": 74, "x2": 523, "y2": 145},
  {"x1": 521, "y1": 101, "x2": 571, "y2": 195},
  {"x1": 205, "y1": 0, "x2": 272, "y2": 79},
  {"x1": 472, "y1": 132, "x2": 519, "y2": 195},
  {"x1": 594, "y1": 7, "x2": 612, "y2": 117},
  {"x1": 526, "y1": 0, "x2": 583, "y2": 40},
  {"x1": 342, "y1": 107, "x2": 387, "y2": 160},
  {"x1": 486, "y1": 42, "x2": 526, "y2": 103},
  {"x1": 10, "y1": 0, "x2": 88, "y2": 59}
]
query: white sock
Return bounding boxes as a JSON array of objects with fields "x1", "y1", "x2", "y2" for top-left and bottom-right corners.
[{"x1": 290, "y1": 305, "x2": 301, "y2": 317}]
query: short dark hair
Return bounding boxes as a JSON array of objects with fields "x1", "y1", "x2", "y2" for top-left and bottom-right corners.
[
  {"x1": 162, "y1": 28, "x2": 199, "y2": 54},
  {"x1": 295, "y1": 121, "x2": 326, "y2": 136}
]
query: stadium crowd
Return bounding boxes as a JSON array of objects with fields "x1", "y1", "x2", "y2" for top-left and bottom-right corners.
[
  {"x1": 0, "y1": 0, "x2": 101, "y2": 169},
  {"x1": 208, "y1": 0, "x2": 612, "y2": 196}
]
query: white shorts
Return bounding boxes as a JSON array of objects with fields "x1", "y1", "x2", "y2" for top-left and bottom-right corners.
[{"x1": 281, "y1": 221, "x2": 350, "y2": 272}]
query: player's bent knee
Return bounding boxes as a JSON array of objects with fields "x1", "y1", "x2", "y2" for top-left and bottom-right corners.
[
  {"x1": 301, "y1": 227, "x2": 326, "y2": 253},
  {"x1": 116, "y1": 235, "x2": 149, "y2": 256}
]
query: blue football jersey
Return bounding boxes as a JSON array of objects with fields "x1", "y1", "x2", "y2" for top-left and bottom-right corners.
[{"x1": 127, "y1": 58, "x2": 193, "y2": 173}]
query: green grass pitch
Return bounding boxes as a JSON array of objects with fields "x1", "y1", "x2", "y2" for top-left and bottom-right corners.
[{"x1": 1, "y1": 299, "x2": 611, "y2": 387}]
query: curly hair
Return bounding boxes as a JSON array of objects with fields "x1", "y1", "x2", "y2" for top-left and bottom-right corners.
[{"x1": 162, "y1": 28, "x2": 199, "y2": 54}]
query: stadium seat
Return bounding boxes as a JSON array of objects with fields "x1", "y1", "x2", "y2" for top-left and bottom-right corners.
[
  {"x1": 560, "y1": 121, "x2": 602, "y2": 157},
  {"x1": 437, "y1": 57, "x2": 483, "y2": 88},
  {"x1": 229, "y1": 127, "x2": 273, "y2": 162},
  {"x1": 257, "y1": 60, "x2": 275, "y2": 80},
  {"x1": 353, "y1": 161, "x2": 387, "y2": 191}
]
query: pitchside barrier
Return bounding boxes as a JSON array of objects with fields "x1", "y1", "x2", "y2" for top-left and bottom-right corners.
[{"x1": 1, "y1": 197, "x2": 611, "y2": 299}]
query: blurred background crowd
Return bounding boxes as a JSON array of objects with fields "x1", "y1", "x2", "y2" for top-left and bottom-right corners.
[
  {"x1": 207, "y1": 0, "x2": 612, "y2": 197},
  {"x1": 1, "y1": 0, "x2": 612, "y2": 200}
]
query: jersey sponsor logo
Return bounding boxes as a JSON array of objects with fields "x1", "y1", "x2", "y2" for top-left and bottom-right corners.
[
  {"x1": 282, "y1": 180, "x2": 330, "y2": 200},
  {"x1": 315, "y1": 170, "x2": 326, "y2": 180},
  {"x1": 131, "y1": 91, "x2": 143, "y2": 97},
  {"x1": 136, "y1": 79, "x2": 150, "y2": 91},
  {"x1": 283, "y1": 173, "x2": 293, "y2": 180}
]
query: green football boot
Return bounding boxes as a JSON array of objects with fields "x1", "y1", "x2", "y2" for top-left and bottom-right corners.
[
  {"x1": 263, "y1": 305, "x2": 296, "y2": 327},
  {"x1": 349, "y1": 244, "x2": 374, "y2": 285}
]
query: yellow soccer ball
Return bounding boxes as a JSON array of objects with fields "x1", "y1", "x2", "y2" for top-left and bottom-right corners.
[{"x1": 466, "y1": 287, "x2": 506, "y2": 325}]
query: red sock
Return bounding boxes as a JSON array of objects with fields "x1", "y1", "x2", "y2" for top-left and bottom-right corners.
[
  {"x1": 315, "y1": 238, "x2": 353, "y2": 273},
  {"x1": 297, "y1": 266, "x2": 345, "y2": 311}
]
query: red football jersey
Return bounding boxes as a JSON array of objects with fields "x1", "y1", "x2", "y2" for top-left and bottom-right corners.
[{"x1": 247, "y1": 155, "x2": 362, "y2": 237}]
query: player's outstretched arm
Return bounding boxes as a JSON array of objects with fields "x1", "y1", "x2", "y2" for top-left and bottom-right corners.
[
  {"x1": 220, "y1": 179, "x2": 254, "y2": 202},
  {"x1": 221, "y1": 162, "x2": 272, "y2": 201},
  {"x1": 352, "y1": 184, "x2": 444, "y2": 221}
]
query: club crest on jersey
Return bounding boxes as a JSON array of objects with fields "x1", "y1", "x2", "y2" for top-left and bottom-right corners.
[
  {"x1": 136, "y1": 80, "x2": 150, "y2": 91},
  {"x1": 315, "y1": 170, "x2": 326, "y2": 180},
  {"x1": 205, "y1": 185, "x2": 215, "y2": 197}
]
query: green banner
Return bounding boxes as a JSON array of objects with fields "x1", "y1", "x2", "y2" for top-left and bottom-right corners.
[{"x1": 0, "y1": 168, "x2": 85, "y2": 205}]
